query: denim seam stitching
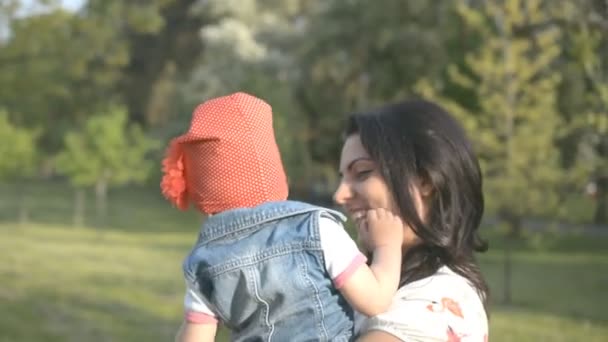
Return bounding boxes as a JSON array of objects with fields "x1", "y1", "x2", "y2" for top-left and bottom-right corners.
[
  {"x1": 201, "y1": 207, "x2": 319, "y2": 242},
  {"x1": 248, "y1": 267, "x2": 275, "y2": 341},
  {"x1": 302, "y1": 218, "x2": 329, "y2": 340},
  {"x1": 199, "y1": 202, "x2": 345, "y2": 242},
  {"x1": 199, "y1": 242, "x2": 322, "y2": 276}
]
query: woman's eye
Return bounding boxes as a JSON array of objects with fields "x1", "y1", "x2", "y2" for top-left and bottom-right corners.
[{"x1": 355, "y1": 170, "x2": 372, "y2": 179}]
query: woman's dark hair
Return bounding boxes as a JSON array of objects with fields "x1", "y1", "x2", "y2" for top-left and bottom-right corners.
[{"x1": 345, "y1": 99, "x2": 489, "y2": 309}]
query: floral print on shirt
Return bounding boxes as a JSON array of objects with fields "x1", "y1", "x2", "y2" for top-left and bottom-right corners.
[{"x1": 356, "y1": 266, "x2": 489, "y2": 341}]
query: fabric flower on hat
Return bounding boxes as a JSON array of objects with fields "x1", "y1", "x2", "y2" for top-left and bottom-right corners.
[{"x1": 160, "y1": 139, "x2": 189, "y2": 210}]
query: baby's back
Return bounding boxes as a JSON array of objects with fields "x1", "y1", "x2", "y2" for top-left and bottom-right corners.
[{"x1": 183, "y1": 201, "x2": 354, "y2": 341}]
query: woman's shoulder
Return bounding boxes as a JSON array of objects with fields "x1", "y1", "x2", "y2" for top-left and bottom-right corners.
[
  {"x1": 358, "y1": 266, "x2": 488, "y2": 341},
  {"x1": 397, "y1": 266, "x2": 480, "y2": 298}
]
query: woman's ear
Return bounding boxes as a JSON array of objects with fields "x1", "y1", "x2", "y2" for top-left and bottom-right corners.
[{"x1": 419, "y1": 177, "x2": 434, "y2": 198}]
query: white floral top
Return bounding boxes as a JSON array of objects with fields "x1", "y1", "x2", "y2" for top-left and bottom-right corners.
[{"x1": 356, "y1": 266, "x2": 489, "y2": 341}]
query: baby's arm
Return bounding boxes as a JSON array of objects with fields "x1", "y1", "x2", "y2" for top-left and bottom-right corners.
[
  {"x1": 176, "y1": 278, "x2": 220, "y2": 342},
  {"x1": 339, "y1": 244, "x2": 401, "y2": 316},
  {"x1": 341, "y1": 209, "x2": 402, "y2": 316},
  {"x1": 322, "y1": 209, "x2": 403, "y2": 317},
  {"x1": 175, "y1": 322, "x2": 217, "y2": 342}
]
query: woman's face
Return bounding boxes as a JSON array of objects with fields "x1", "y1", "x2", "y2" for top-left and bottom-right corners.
[{"x1": 334, "y1": 134, "x2": 424, "y2": 252}]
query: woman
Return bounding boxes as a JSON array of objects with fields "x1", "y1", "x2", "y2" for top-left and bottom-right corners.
[{"x1": 334, "y1": 99, "x2": 489, "y2": 341}]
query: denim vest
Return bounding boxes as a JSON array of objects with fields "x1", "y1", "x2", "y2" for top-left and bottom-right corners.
[{"x1": 183, "y1": 200, "x2": 355, "y2": 341}]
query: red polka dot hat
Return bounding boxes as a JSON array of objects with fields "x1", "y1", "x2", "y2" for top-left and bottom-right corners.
[{"x1": 160, "y1": 92, "x2": 288, "y2": 213}]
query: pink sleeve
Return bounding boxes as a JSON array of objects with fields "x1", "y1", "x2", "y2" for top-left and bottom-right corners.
[
  {"x1": 183, "y1": 279, "x2": 219, "y2": 324},
  {"x1": 333, "y1": 254, "x2": 368, "y2": 288},
  {"x1": 318, "y1": 216, "x2": 368, "y2": 289},
  {"x1": 185, "y1": 311, "x2": 219, "y2": 324}
]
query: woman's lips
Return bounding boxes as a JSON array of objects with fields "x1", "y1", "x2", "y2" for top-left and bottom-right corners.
[{"x1": 346, "y1": 207, "x2": 368, "y2": 225}]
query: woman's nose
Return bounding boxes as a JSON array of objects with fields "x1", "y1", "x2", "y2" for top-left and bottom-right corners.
[{"x1": 333, "y1": 181, "x2": 352, "y2": 206}]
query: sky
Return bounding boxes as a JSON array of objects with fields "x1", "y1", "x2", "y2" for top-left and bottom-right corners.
[
  {"x1": 1, "y1": 0, "x2": 86, "y2": 40},
  {"x1": 60, "y1": 0, "x2": 85, "y2": 11},
  {"x1": 18, "y1": 0, "x2": 86, "y2": 15}
]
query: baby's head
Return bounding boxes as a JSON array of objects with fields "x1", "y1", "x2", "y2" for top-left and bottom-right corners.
[{"x1": 161, "y1": 92, "x2": 288, "y2": 214}]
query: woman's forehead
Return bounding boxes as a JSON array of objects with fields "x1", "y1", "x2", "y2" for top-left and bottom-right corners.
[
  {"x1": 339, "y1": 135, "x2": 372, "y2": 171},
  {"x1": 341, "y1": 135, "x2": 367, "y2": 156}
]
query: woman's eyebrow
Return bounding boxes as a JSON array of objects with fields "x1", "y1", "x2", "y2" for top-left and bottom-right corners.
[
  {"x1": 338, "y1": 157, "x2": 373, "y2": 177},
  {"x1": 346, "y1": 157, "x2": 374, "y2": 172}
]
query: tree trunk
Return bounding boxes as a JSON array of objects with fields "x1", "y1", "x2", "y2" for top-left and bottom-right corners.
[
  {"x1": 95, "y1": 179, "x2": 107, "y2": 227},
  {"x1": 593, "y1": 176, "x2": 607, "y2": 225},
  {"x1": 503, "y1": 236, "x2": 513, "y2": 305},
  {"x1": 73, "y1": 188, "x2": 85, "y2": 227},
  {"x1": 503, "y1": 216, "x2": 521, "y2": 305},
  {"x1": 18, "y1": 186, "x2": 28, "y2": 226},
  {"x1": 123, "y1": 0, "x2": 203, "y2": 127}
]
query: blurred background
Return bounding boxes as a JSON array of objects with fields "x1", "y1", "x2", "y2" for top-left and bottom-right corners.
[{"x1": 0, "y1": 0, "x2": 607, "y2": 341}]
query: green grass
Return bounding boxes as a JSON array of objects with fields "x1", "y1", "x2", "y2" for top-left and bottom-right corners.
[
  {"x1": 1, "y1": 181, "x2": 607, "y2": 341},
  {"x1": 481, "y1": 252, "x2": 608, "y2": 341},
  {"x1": 0, "y1": 224, "x2": 191, "y2": 341}
]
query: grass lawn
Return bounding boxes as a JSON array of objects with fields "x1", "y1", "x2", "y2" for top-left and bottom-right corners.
[{"x1": 1, "y1": 182, "x2": 607, "y2": 341}]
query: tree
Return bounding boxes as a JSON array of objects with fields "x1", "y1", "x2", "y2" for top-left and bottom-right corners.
[
  {"x1": 293, "y1": 0, "x2": 460, "y2": 169},
  {"x1": 83, "y1": 0, "x2": 207, "y2": 127},
  {"x1": 417, "y1": 0, "x2": 565, "y2": 303},
  {"x1": 55, "y1": 106, "x2": 158, "y2": 227},
  {"x1": 563, "y1": 2, "x2": 608, "y2": 224},
  {"x1": 0, "y1": 6, "x2": 129, "y2": 162},
  {"x1": 0, "y1": 109, "x2": 37, "y2": 224},
  {"x1": 0, "y1": 0, "x2": 19, "y2": 42},
  {"x1": 1, "y1": 0, "x2": 206, "y2": 164}
]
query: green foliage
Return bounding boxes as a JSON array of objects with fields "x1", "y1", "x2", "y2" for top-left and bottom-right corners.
[
  {"x1": 418, "y1": 0, "x2": 565, "y2": 229},
  {"x1": 0, "y1": 7, "x2": 129, "y2": 155},
  {"x1": 1, "y1": 0, "x2": 606, "y2": 223},
  {"x1": 55, "y1": 106, "x2": 159, "y2": 188},
  {"x1": 292, "y1": 0, "x2": 460, "y2": 165},
  {"x1": 568, "y1": 15, "x2": 608, "y2": 174},
  {"x1": 0, "y1": 109, "x2": 37, "y2": 180},
  {"x1": 0, "y1": 0, "x2": 204, "y2": 158},
  {"x1": 549, "y1": 0, "x2": 608, "y2": 223},
  {"x1": 84, "y1": 0, "x2": 206, "y2": 127}
]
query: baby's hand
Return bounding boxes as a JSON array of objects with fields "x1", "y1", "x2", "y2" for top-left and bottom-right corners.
[{"x1": 361, "y1": 208, "x2": 404, "y2": 250}]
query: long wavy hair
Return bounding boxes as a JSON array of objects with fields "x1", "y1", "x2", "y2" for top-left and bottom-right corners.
[{"x1": 345, "y1": 99, "x2": 489, "y2": 310}]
